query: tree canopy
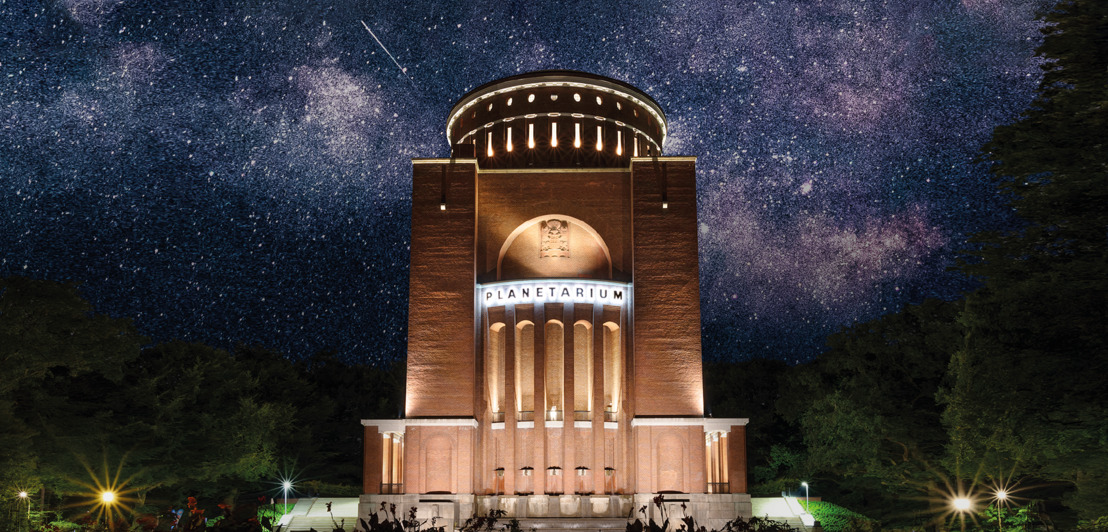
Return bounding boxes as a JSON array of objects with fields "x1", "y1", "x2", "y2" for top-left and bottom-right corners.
[
  {"x1": 943, "y1": 0, "x2": 1108, "y2": 521},
  {"x1": 0, "y1": 275, "x2": 402, "y2": 519}
]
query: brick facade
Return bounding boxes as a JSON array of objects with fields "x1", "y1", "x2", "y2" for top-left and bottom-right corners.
[{"x1": 362, "y1": 72, "x2": 749, "y2": 524}]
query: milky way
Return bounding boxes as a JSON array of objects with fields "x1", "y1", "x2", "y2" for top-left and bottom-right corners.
[{"x1": 0, "y1": 0, "x2": 1048, "y2": 363}]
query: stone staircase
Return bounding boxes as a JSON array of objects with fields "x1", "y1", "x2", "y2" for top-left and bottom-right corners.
[
  {"x1": 283, "y1": 516, "x2": 351, "y2": 532},
  {"x1": 749, "y1": 498, "x2": 809, "y2": 532},
  {"x1": 513, "y1": 517, "x2": 629, "y2": 532},
  {"x1": 279, "y1": 498, "x2": 360, "y2": 532}
]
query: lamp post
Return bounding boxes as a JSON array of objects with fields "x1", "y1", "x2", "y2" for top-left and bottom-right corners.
[
  {"x1": 952, "y1": 496, "x2": 972, "y2": 532},
  {"x1": 18, "y1": 491, "x2": 30, "y2": 518},
  {"x1": 99, "y1": 490, "x2": 117, "y2": 528},
  {"x1": 281, "y1": 481, "x2": 292, "y2": 514},
  {"x1": 995, "y1": 490, "x2": 1008, "y2": 532},
  {"x1": 800, "y1": 482, "x2": 809, "y2": 510}
]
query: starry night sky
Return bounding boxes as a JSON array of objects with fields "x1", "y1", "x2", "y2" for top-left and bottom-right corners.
[{"x1": 1, "y1": 0, "x2": 1049, "y2": 364}]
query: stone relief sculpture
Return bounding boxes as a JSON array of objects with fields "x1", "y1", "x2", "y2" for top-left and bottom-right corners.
[{"x1": 540, "y1": 219, "x2": 570, "y2": 258}]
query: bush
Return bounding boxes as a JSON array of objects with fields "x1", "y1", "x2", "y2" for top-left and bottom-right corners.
[
  {"x1": 46, "y1": 521, "x2": 82, "y2": 532},
  {"x1": 748, "y1": 478, "x2": 800, "y2": 497},
  {"x1": 1076, "y1": 516, "x2": 1108, "y2": 531},
  {"x1": 297, "y1": 481, "x2": 363, "y2": 497},
  {"x1": 800, "y1": 501, "x2": 877, "y2": 532}
]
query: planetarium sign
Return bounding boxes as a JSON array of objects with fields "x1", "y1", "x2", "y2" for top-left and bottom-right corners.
[{"x1": 480, "y1": 280, "x2": 629, "y2": 307}]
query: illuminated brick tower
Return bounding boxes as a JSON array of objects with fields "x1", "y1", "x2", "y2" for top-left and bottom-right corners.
[{"x1": 361, "y1": 71, "x2": 750, "y2": 528}]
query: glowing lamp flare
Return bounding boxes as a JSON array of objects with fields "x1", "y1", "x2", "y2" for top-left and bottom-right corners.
[
  {"x1": 952, "y1": 497, "x2": 971, "y2": 512},
  {"x1": 101, "y1": 491, "x2": 116, "y2": 504}
]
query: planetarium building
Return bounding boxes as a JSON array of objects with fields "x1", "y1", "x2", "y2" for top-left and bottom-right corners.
[{"x1": 360, "y1": 71, "x2": 751, "y2": 529}]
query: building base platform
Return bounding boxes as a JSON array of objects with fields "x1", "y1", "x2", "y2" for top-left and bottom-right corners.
[{"x1": 359, "y1": 493, "x2": 752, "y2": 532}]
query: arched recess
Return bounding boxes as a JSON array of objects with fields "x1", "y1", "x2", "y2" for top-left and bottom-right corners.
[
  {"x1": 602, "y1": 321, "x2": 621, "y2": 416},
  {"x1": 496, "y1": 214, "x2": 613, "y2": 280},
  {"x1": 487, "y1": 323, "x2": 506, "y2": 416},
  {"x1": 573, "y1": 320, "x2": 593, "y2": 417},
  {"x1": 545, "y1": 320, "x2": 564, "y2": 418},
  {"x1": 515, "y1": 320, "x2": 535, "y2": 418}
]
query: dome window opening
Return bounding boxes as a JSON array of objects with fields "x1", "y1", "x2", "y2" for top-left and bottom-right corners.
[
  {"x1": 487, "y1": 131, "x2": 494, "y2": 157},
  {"x1": 443, "y1": 71, "x2": 668, "y2": 168}
]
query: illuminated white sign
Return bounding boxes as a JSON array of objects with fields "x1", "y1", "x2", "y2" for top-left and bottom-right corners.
[{"x1": 481, "y1": 280, "x2": 629, "y2": 307}]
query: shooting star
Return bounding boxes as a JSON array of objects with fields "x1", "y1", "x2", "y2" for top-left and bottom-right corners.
[{"x1": 361, "y1": 20, "x2": 419, "y2": 92}]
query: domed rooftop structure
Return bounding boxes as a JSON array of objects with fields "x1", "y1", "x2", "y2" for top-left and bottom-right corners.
[{"x1": 446, "y1": 70, "x2": 666, "y2": 169}]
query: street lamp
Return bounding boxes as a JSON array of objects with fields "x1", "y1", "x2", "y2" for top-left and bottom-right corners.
[
  {"x1": 952, "y1": 496, "x2": 972, "y2": 531},
  {"x1": 800, "y1": 482, "x2": 809, "y2": 510},
  {"x1": 995, "y1": 490, "x2": 1008, "y2": 531},
  {"x1": 18, "y1": 491, "x2": 30, "y2": 518},
  {"x1": 100, "y1": 491, "x2": 116, "y2": 504},
  {"x1": 281, "y1": 480, "x2": 292, "y2": 514},
  {"x1": 952, "y1": 497, "x2": 971, "y2": 512}
]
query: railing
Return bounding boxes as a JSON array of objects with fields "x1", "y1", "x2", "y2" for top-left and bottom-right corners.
[
  {"x1": 707, "y1": 482, "x2": 730, "y2": 494},
  {"x1": 604, "y1": 410, "x2": 618, "y2": 422},
  {"x1": 489, "y1": 411, "x2": 505, "y2": 423},
  {"x1": 574, "y1": 410, "x2": 591, "y2": 421},
  {"x1": 518, "y1": 410, "x2": 535, "y2": 421},
  {"x1": 380, "y1": 483, "x2": 404, "y2": 494}
]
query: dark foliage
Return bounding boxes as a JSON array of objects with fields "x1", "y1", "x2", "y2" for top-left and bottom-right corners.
[
  {"x1": 0, "y1": 275, "x2": 403, "y2": 520},
  {"x1": 943, "y1": 0, "x2": 1108, "y2": 524}
]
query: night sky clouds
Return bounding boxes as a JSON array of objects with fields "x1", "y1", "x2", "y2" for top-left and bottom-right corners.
[{"x1": 1, "y1": 0, "x2": 1049, "y2": 362}]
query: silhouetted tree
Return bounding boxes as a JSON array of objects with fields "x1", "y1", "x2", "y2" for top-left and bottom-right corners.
[
  {"x1": 0, "y1": 276, "x2": 146, "y2": 493},
  {"x1": 943, "y1": 0, "x2": 1108, "y2": 522}
]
